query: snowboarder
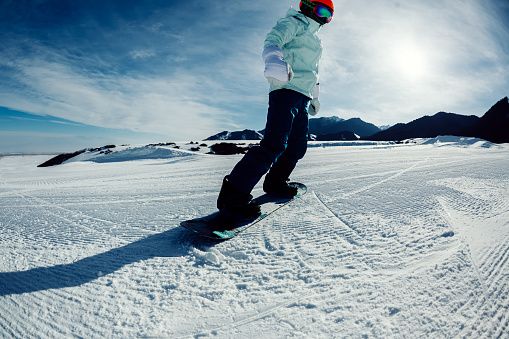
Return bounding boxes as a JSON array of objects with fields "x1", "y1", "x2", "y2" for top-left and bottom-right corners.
[{"x1": 217, "y1": 0, "x2": 334, "y2": 219}]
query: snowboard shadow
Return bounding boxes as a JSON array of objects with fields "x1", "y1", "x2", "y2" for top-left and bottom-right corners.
[{"x1": 0, "y1": 225, "x2": 220, "y2": 296}]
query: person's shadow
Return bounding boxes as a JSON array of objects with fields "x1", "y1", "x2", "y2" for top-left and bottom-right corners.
[{"x1": 0, "y1": 226, "x2": 221, "y2": 296}]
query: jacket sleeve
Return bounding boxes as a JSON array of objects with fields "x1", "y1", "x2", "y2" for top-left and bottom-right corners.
[{"x1": 264, "y1": 15, "x2": 305, "y2": 49}]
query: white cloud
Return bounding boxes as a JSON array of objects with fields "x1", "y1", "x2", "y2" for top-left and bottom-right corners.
[
  {"x1": 0, "y1": 53, "x2": 247, "y2": 141},
  {"x1": 129, "y1": 50, "x2": 155, "y2": 60}
]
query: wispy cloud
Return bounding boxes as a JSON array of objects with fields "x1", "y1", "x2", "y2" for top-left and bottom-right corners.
[
  {"x1": 0, "y1": 55, "x2": 239, "y2": 140},
  {"x1": 0, "y1": 0, "x2": 275, "y2": 142},
  {"x1": 129, "y1": 50, "x2": 156, "y2": 60}
]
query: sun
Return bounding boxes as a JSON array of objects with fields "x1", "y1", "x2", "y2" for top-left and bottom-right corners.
[{"x1": 392, "y1": 44, "x2": 428, "y2": 81}]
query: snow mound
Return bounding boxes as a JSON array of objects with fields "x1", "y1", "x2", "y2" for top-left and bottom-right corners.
[
  {"x1": 67, "y1": 146, "x2": 196, "y2": 164},
  {"x1": 415, "y1": 136, "x2": 497, "y2": 148},
  {"x1": 308, "y1": 140, "x2": 395, "y2": 148}
]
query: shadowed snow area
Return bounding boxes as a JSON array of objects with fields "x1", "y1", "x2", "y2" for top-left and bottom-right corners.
[{"x1": 0, "y1": 138, "x2": 508, "y2": 338}]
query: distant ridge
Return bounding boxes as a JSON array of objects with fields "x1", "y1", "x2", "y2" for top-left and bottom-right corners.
[
  {"x1": 366, "y1": 112, "x2": 479, "y2": 141},
  {"x1": 366, "y1": 97, "x2": 508, "y2": 143}
]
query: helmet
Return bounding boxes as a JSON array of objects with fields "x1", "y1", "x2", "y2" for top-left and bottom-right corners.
[
  {"x1": 300, "y1": 0, "x2": 334, "y2": 12},
  {"x1": 299, "y1": 0, "x2": 334, "y2": 25}
]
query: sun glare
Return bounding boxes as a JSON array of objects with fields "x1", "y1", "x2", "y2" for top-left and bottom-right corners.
[{"x1": 393, "y1": 44, "x2": 428, "y2": 81}]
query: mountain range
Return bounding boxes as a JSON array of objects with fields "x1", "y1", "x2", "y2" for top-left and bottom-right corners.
[
  {"x1": 367, "y1": 97, "x2": 508, "y2": 143},
  {"x1": 366, "y1": 112, "x2": 480, "y2": 141},
  {"x1": 206, "y1": 117, "x2": 382, "y2": 142},
  {"x1": 205, "y1": 97, "x2": 509, "y2": 144}
]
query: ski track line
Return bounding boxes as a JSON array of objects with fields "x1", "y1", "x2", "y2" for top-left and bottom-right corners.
[
  {"x1": 14, "y1": 192, "x2": 120, "y2": 243},
  {"x1": 298, "y1": 191, "x2": 449, "y2": 282},
  {"x1": 481, "y1": 233, "x2": 509, "y2": 338},
  {"x1": 181, "y1": 290, "x2": 322, "y2": 339},
  {"x1": 283, "y1": 191, "x2": 367, "y2": 273},
  {"x1": 438, "y1": 197, "x2": 492, "y2": 295},
  {"x1": 297, "y1": 189, "x2": 458, "y2": 276},
  {"x1": 15, "y1": 192, "x2": 160, "y2": 237},
  {"x1": 0, "y1": 192, "x2": 211, "y2": 208},
  {"x1": 314, "y1": 189, "x2": 467, "y2": 283},
  {"x1": 479, "y1": 228, "x2": 509, "y2": 280},
  {"x1": 320, "y1": 154, "x2": 492, "y2": 204},
  {"x1": 0, "y1": 188, "x2": 48, "y2": 199},
  {"x1": 437, "y1": 197, "x2": 504, "y2": 338},
  {"x1": 307, "y1": 147, "x2": 488, "y2": 188},
  {"x1": 311, "y1": 190, "x2": 364, "y2": 243},
  {"x1": 13, "y1": 193, "x2": 110, "y2": 245},
  {"x1": 340, "y1": 158, "x2": 428, "y2": 199}
]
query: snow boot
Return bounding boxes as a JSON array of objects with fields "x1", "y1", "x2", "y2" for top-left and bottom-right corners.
[
  {"x1": 263, "y1": 157, "x2": 299, "y2": 197},
  {"x1": 265, "y1": 179, "x2": 299, "y2": 197},
  {"x1": 217, "y1": 176, "x2": 261, "y2": 220}
]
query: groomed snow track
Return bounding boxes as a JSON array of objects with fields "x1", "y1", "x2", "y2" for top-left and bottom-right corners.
[{"x1": 1, "y1": 141, "x2": 508, "y2": 338}]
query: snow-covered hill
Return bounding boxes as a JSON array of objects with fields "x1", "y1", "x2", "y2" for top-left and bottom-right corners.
[
  {"x1": 1, "y1": 137, "x2": 508, "y2": 338},
  {"x1": 205, "y1": 130, "x2": 264, "y2": 141}
]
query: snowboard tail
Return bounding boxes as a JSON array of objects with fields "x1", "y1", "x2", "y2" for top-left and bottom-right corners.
[{"x1": 181, "y1": 183, "x2": 307, "y2": 240}]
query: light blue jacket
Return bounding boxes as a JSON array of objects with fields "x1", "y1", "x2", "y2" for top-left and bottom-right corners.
[{"x1": 264, "y1": 8, "x2": 323, "y2": 99}]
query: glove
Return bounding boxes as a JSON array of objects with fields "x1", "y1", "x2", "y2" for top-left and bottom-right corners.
[
  {"x1": 308, "y1": 83, "x2": 320, "y2": 116},
  {"x1": 262, "y1": 45, "x2": 294, "y2": 87},
  {"x1": 309, "y1": 98, "x2": 320, "y2": 116}
]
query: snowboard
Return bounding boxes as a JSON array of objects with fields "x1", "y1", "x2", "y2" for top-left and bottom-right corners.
[{"x1": 180, "y1": 183, "x2": 307, "y2": 240}]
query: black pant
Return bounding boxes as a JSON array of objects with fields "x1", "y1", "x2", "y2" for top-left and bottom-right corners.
[{"x1": 228, "y1": 89, "x2": 310, "y2": 193}]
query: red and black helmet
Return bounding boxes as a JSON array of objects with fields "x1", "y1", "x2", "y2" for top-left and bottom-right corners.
[{"x1": 299, "y1": 0, "x2": 334, "y2": 24}]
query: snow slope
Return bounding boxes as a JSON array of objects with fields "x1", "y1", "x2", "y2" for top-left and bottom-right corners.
[{"x1": 0, "y1": 138, "x2": 508, "y2": 338}]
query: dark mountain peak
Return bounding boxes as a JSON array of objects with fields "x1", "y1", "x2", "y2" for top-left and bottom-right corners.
[
  {"x1": 347, "y1": 117, "x2": 364, "y2": 122},
  {"x1": 316, "y1": 116, "x2": 345, "y2": 123},
  {"x1": 434, "y1": 111, "x2": 450, "y2": 117},
  {"x1": 309, "y1": 116, "x2": 380, "y2": 138},
  {"x1": 483, "y1": 97, "x2": 508, "y2": 119},
  {"x1": 461, "y1": 97, "x2": 509, "y2": 143},
  {"x1": 310, "y1": 116, "x2": 345, "y2": 128}
]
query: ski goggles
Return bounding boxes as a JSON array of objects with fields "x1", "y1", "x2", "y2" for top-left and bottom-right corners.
[
  {"x1": 313, "y1": 5, "x2": 334, "y2": 23},
  {"x1": 301, "y1": 0, "x2": 334, "y2": 24}
]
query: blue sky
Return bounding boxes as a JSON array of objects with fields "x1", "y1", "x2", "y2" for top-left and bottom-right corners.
[{"x1": 1, "y1": 0, "x2": 508, "y2": 152}]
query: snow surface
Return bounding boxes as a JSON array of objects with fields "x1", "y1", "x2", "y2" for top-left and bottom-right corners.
[{"x1": 1, "y1": 137, "x2": 508, "y2": 338}]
